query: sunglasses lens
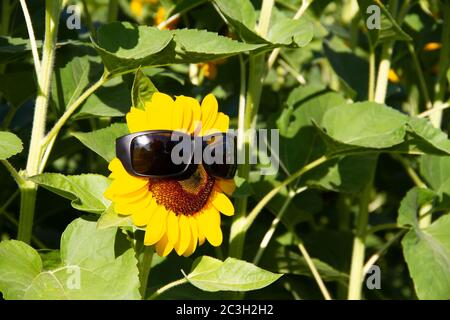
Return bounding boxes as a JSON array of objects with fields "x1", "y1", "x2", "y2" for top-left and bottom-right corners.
[
  {"x1": 131, "y1": 133, "x2": 188, "y2": 176},
  {"x1": 204, "y1": 134, "x2": 237, "y2": 179}
]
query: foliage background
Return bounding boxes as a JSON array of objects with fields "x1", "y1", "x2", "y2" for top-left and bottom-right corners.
[{"x1": 0, "y1": 0, "x2": 449, "y2": 300}]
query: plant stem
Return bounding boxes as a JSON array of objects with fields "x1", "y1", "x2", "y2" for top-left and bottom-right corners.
[
  {"x1": 243, "y1": 156, "x2": 328, "y2": 232},
  {"x1": 407, "y1": 43, "x2": 432, "y2": 110},
  {"x1": 19, "y1": 0, "x2": 41, "y2": 74},
  {"x1": 0, "y1": 0, "x2": 11, "y2": 36},
  {"x1": 391, "y1": 154, "x2": 427, "y2": 188},
  {"x1": 40, "y1": 74, "x2": 108, "y2": 159},
  {"x1": 347, "y1": 179, "x2": 372, "y2": 300},
  {"x1": 374, "y1": 0, "x2": 399, "y2": 104},
  {"x1": 81, "y1": 0, "x2": 97, "y2": 39},
  {"x1": 362, "y1": 230, "x2": 406, "y2": 275},
  {"x1": 1, "y1": 160, "x2": 25, "y2": 186},
  {"x1": 139, "y1": 246, "x2": 154, "y2": 299},
  {"x1": 368, "y1": 47, "x2": 375, "y2": 101},
  {"x1": 148, "y1": 278, "x2": 188, "y2": 300},
  {"x1": 268, "y1": 0, "x2": 311, "y2": 68},
  {"x1": 19, "y1": 0, "x2": 62, "y2": 244},
  {"x1": 229, "y1": 57, "x2": 248, "y2": 259},
  {"x1": 298, "y1": 242, "x2": 332, "y2": 300},
  {"x1": 107, "y1": 0, "x2": 119, "y2": 23},
  {"x1": 429, "y1": 1, "x2": 450, "y2": 128}
]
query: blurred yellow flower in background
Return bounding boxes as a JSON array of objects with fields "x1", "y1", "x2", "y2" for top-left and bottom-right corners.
[{"x1": 130, "y1": 0, "x2": 158, "y2": 18}]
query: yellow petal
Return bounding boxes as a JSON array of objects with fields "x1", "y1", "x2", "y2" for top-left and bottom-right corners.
[
  {"x1": 131, "y1": 198, "x2": 157, "y2": 227},
  {"x1": 155, "y1": 233, "x2": 174, "y2": 257},
  {"x1": 147, "y1": 93, "x2": 175, "y2": 130},
  {"x1": 212, "y1": 112, "x2": 229, "y2": 133},
  {"x1": 216, "y1": 179, "x2": 236, "y2": 195},
  {"x1": 183, "y1": 217, "x2": 199, "y2": 257},
  {"x1": 200, "y1": 94, "x2": 218, "y2": 133},
  {"x1": 115, "y1": 193, "x2": 152, "y2": 216},
  {"x1": 144, "y1": 206, "x2": 167, "y2": 245},
  {"x1": 107, "y1": 158, "x2": 148, "y2": 194},
  {"x1": 167, "y1": 211, "x2": 179, "y2": 245},
  {"x1": 174, "y1": 214, "x2": 190, "y2": 255},
  {"x1": 199, "y1": 208, "x2": 222, "y2": 246},
  {"x1": 126, "y1": 107, "x2": 150, "y2": 133},
  {"x1": 175, "y1": 96, "x2": 201, "y2": 134},
  {"x1": 211, "y1": 192, "x2": 234, "y2": 216}
]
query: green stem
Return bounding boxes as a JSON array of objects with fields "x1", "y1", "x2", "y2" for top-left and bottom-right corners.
[
  {"x1": 243, "y1": 156, "x2": 328, "y2": 232},
  {"x1": 368, "y1": 47, "x2": 375, "y2": 101},
  {"x1": 298, "y1": 242, "x2": 332, "y2": 300},
  {"x1": 407, "y1": 43, "x2": 432, "y2": 111},
  {"x1": 148, "y1": 278, "x2": 188, "y2": 300},
  {"x1": 430, "y1": 1, "x2": 450, "y2": 128},
  {"x1": 0, "y1": 0, "x2": 11, "y2": 36},
  {"x1": 139, "y1": 246, "x2": 154, "y2": 299},
  {"x1": 347, "y1": 178, "x2": 373, "y2": 300},
  {"x1": 19, "y1": 0, "x2": 62, "y2": 244},
  {"x1": 81, "y1": 0, "x2": 97, "y2": 39},
  {"x1": 40, "y1": 73, "x2": 108, "y2": 165},
  {"x1": 1, "y1": 160, "x2": 25, "y2": 186},
  {"x1": 253, "y1": 193, "x2": 293, "y2": 265},
  {"x1": 373, "y1": 0, "x2": 399, "y2": 104},
  {"x1": 107, "y1": 0, "x2": 119, "y2": 23},
  {"x1": 19, "y1": 0, "x2": 41, "y2": 74},
  {"x1": 391, "y1": 154, "x2": 427, "y2": 188}
]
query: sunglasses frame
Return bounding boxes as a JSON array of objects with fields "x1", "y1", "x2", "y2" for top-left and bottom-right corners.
[{"x1": 116, "y1": 130, "x2": 237, "y2": 180}]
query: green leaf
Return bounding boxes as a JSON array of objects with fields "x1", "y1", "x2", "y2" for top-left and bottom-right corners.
[
  {"x1": 262, "y1": 246, "x2": 349, "y2": 283},
  {"x1": 74, "y1": 78, "x2": 131, "y2": 119},
  {"x1": 397, "y1": 187, "x2": 436, "y2": 227},
  {"x1": 358, "y1": 0, "x2": 412, "y2": 46},
  {"x1": 213, "y1": 0, "x2": 313, "y2": 49},
  {"x1": 9, "y1": 219, "x2": 140, "y2": 300},
  {"x1": 93, "y1": 22, "x2": 263, "y2": 75},
  {"x1": 0, "y1": 240, "x2": 42, "y2": 299},
  {"x1": 0, "y1": 36, "x2": 41, "y2": 64},
  {"x1": 266, "y1": 14, "x2": 314, "y2": 48},
  {"x1": 51, "y1": 44, "x2": 102, "y2": 116},
  {"x1": 60, "y1": 218, "x2": 116, "y2": 268},
  {"x1": 30, "y1": 173, "x2": 111, "y2": 213},
  {"x1": 319, "y1": 102, "x2": 408, "y2": 153},
  {"x1": 186, "y1": 256, "x2": 282, "y2": 292},
  {"x1": 97, "y1": 205, "x2": 133, "y2": 229},
  {"x1": 420, "y1": 155, "x2": 450, "y2": 197},
  {"x1": 323, "y1": 39, "x2": 369, "y2": 101},
  {"x1": 132, "y1": 68, "x2": 158, "y2": 110},
  {"x1": 302, "y1": 154, "x2": 378, "y2": 193},
  {"x1": 72, "y1": 123, "x2": 129, "y2": 162},
  {"x1": 401, "y1": 214, "x2": 450, "y2": 299},
  {"x1": 0, "y1": 131, "x2": 23, "y2": 160},
  {"x1": 407, "y1": 117, "x2": 450, "y2": 155}
]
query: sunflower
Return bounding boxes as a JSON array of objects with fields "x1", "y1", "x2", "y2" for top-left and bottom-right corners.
[{"x1": 104, "y1": 93, "x2": 236, "y2": 257}]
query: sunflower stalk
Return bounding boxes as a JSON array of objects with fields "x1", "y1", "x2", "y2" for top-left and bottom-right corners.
[
  {"x1": 228, "y1": 0, "x2": 274, "y2": 260},
  {"x1": 18, "y1": 0, "x2": 62, "y2": 244}
]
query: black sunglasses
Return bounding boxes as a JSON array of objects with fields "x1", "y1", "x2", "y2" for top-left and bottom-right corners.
[{"x1": 116, "y1": 130, "x2": 237, "y2": 180}]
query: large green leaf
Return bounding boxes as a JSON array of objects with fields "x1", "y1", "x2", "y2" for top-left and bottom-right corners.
[
  {"x1": 407, "y1": 117, "x2": 450, "y2": 155},
  {"x1": 30, "y1": 173, "x2": 111, "y2": 213},
  {"x1": 0, "y1": 132, "x2": 23, "y2": 160},
  {"x1": 0, "y1": 70, "x2": 36, "y2": 108},
  {"x1": 318, "y1": 102, "x2": 408, "y2": 154},
  {"x1": 0, "y1": 240, "x2": 42, "y2": 299},
  {"x1": 0, "y1": 219, "x2": 140, "y2": 300},
  {"x1": 186, "y1": 256, "x2": 282, "y2": 292},
  {"x1": 97, "y1": 204, "x2": 133, "y2": 229},
  {"x1": 72, "y1": 123, "x2": 129, "y2": 162},
  {"x1": 401, "y1": 215, "x2": 450, "y2": 299},
  {"x1": 213, "y1": 0, "x2": 313, "y2": 49},
  {"x1": 93, "y1": 22, "x2": 263, "y2": 75}
]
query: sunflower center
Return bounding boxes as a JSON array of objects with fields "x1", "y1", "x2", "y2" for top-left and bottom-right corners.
[{"x1": 149, "y1": 165, "x2": 215, "y2": 216}]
